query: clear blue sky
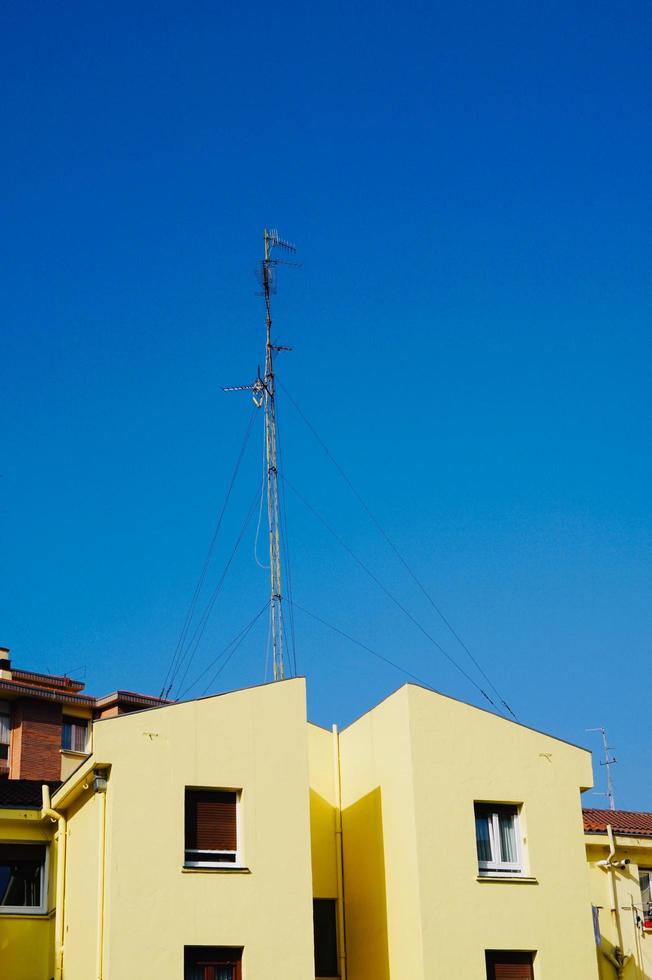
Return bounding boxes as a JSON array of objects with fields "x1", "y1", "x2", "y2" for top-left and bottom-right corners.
[{"x1": 2, "y1": 1, "x2": 651, "y2": 807}]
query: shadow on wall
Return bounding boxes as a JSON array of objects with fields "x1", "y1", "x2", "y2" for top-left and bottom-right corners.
[
  {"x1": 342, "y1": 787, "x2": 390, "y2": 980},
  {"x1": 597, "y1": 932, "x2": 652, "y2": 980}
]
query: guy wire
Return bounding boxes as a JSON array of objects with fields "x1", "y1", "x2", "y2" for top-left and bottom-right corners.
[
  {"x1": 282, "y1": 473, "x2": 497, "y2": 709},
  {"x1": 161, "y1": 407, "x2": 257, "y2": 697},
  {"x1": 279, "y1": 381, "x2": 516, "y2": 719}
]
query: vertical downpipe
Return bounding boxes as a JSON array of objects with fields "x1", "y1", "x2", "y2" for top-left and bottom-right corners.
[
  {"x1": 332, "y1": 725, "x2": 347, "y2": 980},
  {"x1": 41, "y1": 785, "x2": 67, "y2": 980},
  {"x1": 607, "y1": 825, "x2": 625, "y2": 956},
  {"x1": 54, "y1": 815, "x2": 67, "y2": 980},
  {"x1": 96, "y1": 774, "x2": 108, "y2": 980}
]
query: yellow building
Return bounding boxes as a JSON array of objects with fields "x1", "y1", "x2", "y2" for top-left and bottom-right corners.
[
  {"x1": 1, "y1": 677, "x2": 607, "y2": 979},
  {"x1": 311, "y1": 683, "x2": 598, "y2": 980},
  {"x1": 584, "y1": 809, "x2": 652, "y2": 978},
  {"x1": 0, "y1": 781, "x2": 58, "y2": 980}
]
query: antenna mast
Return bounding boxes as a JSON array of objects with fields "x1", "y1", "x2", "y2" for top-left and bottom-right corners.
[
  {"x1": 587, "y1": 726, "x2": 617, "y2": 810},
  {"x1": 261, "y1": 228, "x2": 295, "y2": 681},
  {"x1": 225, "y1": 228, "x2": 296, "y2": 681}
]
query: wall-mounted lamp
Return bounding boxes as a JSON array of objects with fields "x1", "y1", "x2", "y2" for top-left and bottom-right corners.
[{"x1": 93, "y1": 771, "x2": 108, "y2": 794}]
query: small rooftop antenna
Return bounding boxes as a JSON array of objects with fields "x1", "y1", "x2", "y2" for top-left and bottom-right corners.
[
  {"x1": 224, "y1": 229, "x2": 297, "y2": 681},
  {"x1": 587, "y1": 726, "x2": 617, "y2": 811}
]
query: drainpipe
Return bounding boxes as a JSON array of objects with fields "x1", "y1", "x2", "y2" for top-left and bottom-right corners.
[
  {"x1": 94, "y1": 770, "x2": 108, "y2": 980},
  {"x1": 41, "y1": 784, "x2": 66, "y2": 980},
  {"x1": 332, "y1": 725, "x2": 347, "y2": 980},
  {"x1": 597, "y1": 824, "x2": 633, "y2": 978}
]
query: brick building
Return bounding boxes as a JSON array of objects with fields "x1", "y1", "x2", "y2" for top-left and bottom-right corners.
[{"x1": 0, "y1": 646, "x2": 168, "y2": 782}]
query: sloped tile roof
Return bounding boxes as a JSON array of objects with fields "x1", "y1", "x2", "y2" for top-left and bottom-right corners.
[
  {"x1": 0, "y1": 779, "x2": 61, "y2": 809},
  {"x1": 583, "y1": 808, "x2": 652, "y2": 836}
]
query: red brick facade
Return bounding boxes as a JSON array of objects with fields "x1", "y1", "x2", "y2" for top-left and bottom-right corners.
[
  {"x1": 96, "y1": 705, "x2": 120, "y2": 719},
  {"x1": 10, "y1": 699, "x2": 63, "y2": 780}
]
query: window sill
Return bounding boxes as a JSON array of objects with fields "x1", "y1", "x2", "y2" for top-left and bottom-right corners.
[
  {"x1": 0, "y1": 909, "x2": 52, "y2": 918},
  {"x1": 60, "y1": 748, "x2": 90, "y2": 757},
  {"x1": 182, "y1": 865, "x2": 251, "y2": 874},
  {"x1": 476, "y1": 874, "x2": 538, "y2": 884}
]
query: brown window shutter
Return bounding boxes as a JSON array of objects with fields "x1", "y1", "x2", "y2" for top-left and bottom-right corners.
[
  {"x1": 486, "y1": 952, "x2": 534, "y2": 980},
  {"x1": 186, "y1": 790, "x2": 237, "y2": 851},
  {"x1": 493, "y1": 968, "x2": 533, "y2": 980},
  {"x1": 0, "y1": 843, "x2": 46, "y2": 863}
]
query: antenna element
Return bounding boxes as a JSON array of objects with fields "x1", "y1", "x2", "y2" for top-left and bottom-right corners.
[{"x1": 587, "y1": 726, "x2": 617, "y2": 811}]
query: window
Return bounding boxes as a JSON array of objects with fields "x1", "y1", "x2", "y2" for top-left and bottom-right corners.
[
  {"x1": 185, "y1": 789, "x2": 239, "y2": 867},
  {"x1": 313, "y1": 899, "x2": 339, "y2": 977},
  {"x1": 61, "y1": 716, "x2": 88, "y2": 753},
  {"x1": 475, "y1": 804, "x2": 522, "y2": 875},
  {"x1": 0, "y1": 844, "x2": 47, "y2": 913},
  {"x1": 485, "y1": 951, "x2": 534, "y2": 979},
  {"x1": 184, "y1": 946, "x2": 242, "y2": 980},
  {"x1": 640, "y1": 869, "x2": 652, "y2": 916},
  {"x1": 0, "y1": 702, "x2": 10, "y2": 766}
]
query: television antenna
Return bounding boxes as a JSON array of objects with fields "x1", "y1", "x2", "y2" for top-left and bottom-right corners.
[
  {"x1": 224, "y1": 229, "x2": 297, "y2": 681},
  {"x1": 587, "y1": 726, "x2": 617, "y2": 811}
]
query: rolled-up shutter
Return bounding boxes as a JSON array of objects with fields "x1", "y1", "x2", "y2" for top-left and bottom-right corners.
[
  {"x1": 486, "y1": 951, "x2": 534, "y2": 980},
  {"x1": 186, "y1": 790, "x2": 237, "y2": 851},
  {"x1": 184, "y1": 946, "x2": 242, "y2": 980}
]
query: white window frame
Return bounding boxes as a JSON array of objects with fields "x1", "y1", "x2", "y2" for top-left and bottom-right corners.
[
  {"x1": 475, "y1": 803, "x2": 523, "y2": 876},
  {"x1": 0, "y1": 842, "x2": 49, "y2": 915},
  {"x1": 640, "y1": 869, "x2": 652, "y2": 914},
  {"x1": 184, "y1": 789, "x2": 242, "y2": 869}
]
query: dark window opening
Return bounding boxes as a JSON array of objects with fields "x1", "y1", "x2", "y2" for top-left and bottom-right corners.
[
  {"x1": 486, "y1": 950, "x2": 535, "y2": 980},
  {"x1": 184, "y1": 946, "x2": 242, "y2": 980},
  {"x1": 0, "y1": 844, "x2": 46, "y2": 909},
  {"x1": 313, "y1": 898, "x2": 339, "y2": 977},
  {"x1": 0, "y1": 702, "x2": 10, "y2": 764},
  {"x1": 185, "y1": 789, "x2": 238, "y2": 867}
]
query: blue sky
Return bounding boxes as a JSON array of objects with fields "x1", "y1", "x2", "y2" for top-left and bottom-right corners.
[{"x1": 2, "y1": 1, "x2": 651, "y2": 806}]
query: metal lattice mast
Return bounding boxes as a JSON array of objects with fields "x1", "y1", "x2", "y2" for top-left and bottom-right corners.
[
  {"x1": 225, "y1": 229, "x2": 296, "y2": 681},
  {"x1": 262, "y1": 229, "x2": 285, "y2": 680}
]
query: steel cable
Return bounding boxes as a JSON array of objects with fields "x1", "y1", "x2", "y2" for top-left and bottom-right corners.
[
  {"x1": 160, "y1": 407, "x2": 258, "y2": 697},
  {"x1": 279, "y1": 381, "x2": 516, "y2": 719}
]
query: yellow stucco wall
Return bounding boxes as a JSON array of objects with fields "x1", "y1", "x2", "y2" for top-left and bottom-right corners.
[
  {"x1": 406, "y1": 684, "x2": 596, "y2": 978},
  {"x1": 307, "y1": 723, "x2": 338, "y2": 899},
  {"x1": 60, "y1": 750, "x2": 89, "y2": 782},
  {"x1": 337, "y1": 684, "x2": 599, "y2": 980},
  {"x1": 62, "y1": 788, "x2": 102, "y2": 979},
  {"x1": 58, "y1": 677, "x2": 316, "y2": 980},
  {"x1": 0, "y1": 808, "x2": 55, "y2": 980},
  {"x1": 339, "y1": 687, "x2": 422, "y2": 980},
  {"x1": 586, "y1": 834, "x2": 652, "y2": 979}
]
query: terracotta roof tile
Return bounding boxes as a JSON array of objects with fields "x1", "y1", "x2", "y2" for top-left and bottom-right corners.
[{"x1": 583, "y1": 808, "x2": 652, "y2": 836}]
